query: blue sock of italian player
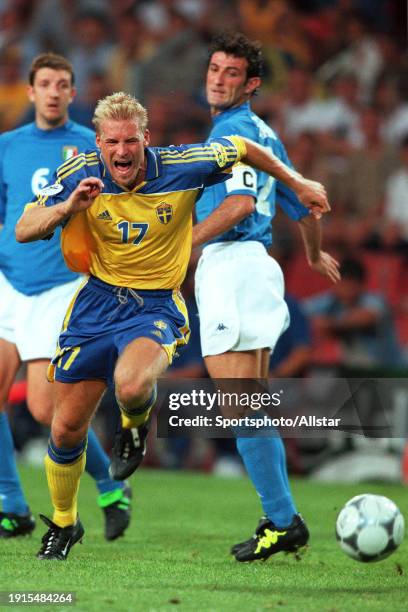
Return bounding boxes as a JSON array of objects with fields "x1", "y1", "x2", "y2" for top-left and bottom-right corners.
[
  {"x1": 276, "y1": 435, "x2": 291, "y2": 492},
  {"x1": 0, "y1": 412, "x2": 29, "y2": 515},
  {"x1": 85, "y1": 428, "x2": 124, "y2": 494},
  {"x1": 236, "y1": 436, "x2": 296, "y2": 528}
]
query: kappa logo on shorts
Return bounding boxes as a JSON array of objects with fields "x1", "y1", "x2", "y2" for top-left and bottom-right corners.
[
  {"x1": 156, "y1": 202, "x2": 173, "y2": 224},
  {"x1": 216, "y1": 323, "x2": 228, "y2": 331},
  {"x1": 154, "y1": 320, "x2": 167, "y2": 330},
  {"x1": 97, "y1": 210, "x2": 112, "y2": 221},
  {"x1": 151, "y1": 329, "x2": 163, "y2": 339}
]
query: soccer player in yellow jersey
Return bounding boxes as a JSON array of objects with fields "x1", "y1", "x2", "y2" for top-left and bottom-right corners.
[{"x1": 16, "y1": 92, "x2": 330, "y2": 560}]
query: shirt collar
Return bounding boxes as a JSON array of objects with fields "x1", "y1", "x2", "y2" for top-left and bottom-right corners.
[
  {"x1": 32, "y1": 119, "x2": 73, "y2": 136},
  {"x1": 145, "y1": 146, "x2": 162, "y2": 180},
  {"x1": 213, "y1": 101, "x2": 250, "y2": 125}
]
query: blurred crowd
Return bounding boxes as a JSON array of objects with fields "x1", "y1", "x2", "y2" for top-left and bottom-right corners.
[{"x1": 2, "y1": 0, "x2": 407, "y2": 476}]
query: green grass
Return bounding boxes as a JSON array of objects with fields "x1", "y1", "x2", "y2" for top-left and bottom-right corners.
[{"x1": 0, "y1": 466, "x2": 407, "y2": 612}]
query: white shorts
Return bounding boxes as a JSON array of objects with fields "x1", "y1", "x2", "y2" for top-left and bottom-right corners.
[
  {"x1": 0, "y1": 270, "x2": 83, "y2": 361},
  {"x1": 195, "y1": 241, "x2": 290, "y2": 356}
]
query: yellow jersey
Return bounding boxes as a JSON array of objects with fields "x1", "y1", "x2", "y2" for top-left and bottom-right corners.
[{"x1": 26, "y1": 136, "x2": 246, "y2": 289}]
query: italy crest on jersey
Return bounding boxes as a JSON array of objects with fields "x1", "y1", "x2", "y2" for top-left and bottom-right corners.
[
  {"x1": 62, "y1": 146, "x2": 78, "y2": 160},
  {"x1": 156, "y1": 202, "x2": 173, "y2": 224}
]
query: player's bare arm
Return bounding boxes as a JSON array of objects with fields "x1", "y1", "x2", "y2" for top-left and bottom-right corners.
[
  {"x1": 298, "y1": 215, "x2": 341, "y2": 283},
  {"x1": 16, "y1": 177, "x2": 104, "y2": 243},
  {"x1": 192, "y1": 194, "x2": 255, "y2": 248},
  {"x1": 241, "y1": 137, "x2": 330, "y2": 218}
]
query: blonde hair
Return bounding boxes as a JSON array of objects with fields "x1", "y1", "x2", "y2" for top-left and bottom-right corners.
[{"x1": 92, "y1": 92, "x2": 148, "y2": 134}]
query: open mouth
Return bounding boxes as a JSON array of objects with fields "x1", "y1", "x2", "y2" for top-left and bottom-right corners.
[{"x1": 114, "y1": 161, "x2": 132, "y2": 172}]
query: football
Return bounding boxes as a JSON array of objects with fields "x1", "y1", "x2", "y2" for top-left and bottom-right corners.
[{"x1": 335, "y1": 494, "x2": 405, "y2": 562}]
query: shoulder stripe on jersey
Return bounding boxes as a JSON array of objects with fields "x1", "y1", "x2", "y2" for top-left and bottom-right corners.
[
  {"x1": 56, "y1": 152, "x2": 98, "y2": 177},
  {"x1": 160, "y1": 146, "x2": 237, "y2": 159},
  {"x1": 159, "y1": 147, "x2": 220, "y2": 159},
  {"x1": 56, "y1": 153, "x2": 98, "y2": 177},
  {"x1": 161, "y1": 148, "x2": 238, "y2": 158},
  {"x1": 56, "y1": 153, "x2": 86, "y2": 175},
  {"x1": 160, "y1": 145, "x2": 214, "y2": 154},
  {"x1": 56, "y1": 158, "x2": 89, "y2": 180},
  {"x1": 58, "y1": 159, "x2": 99, "y2": 181},
  {"x1": 161, "y1": 153, "x2": 237, "y2": 165},
  {"x1": 57, "y1": 150, "x2": 97, "y2": 168}
]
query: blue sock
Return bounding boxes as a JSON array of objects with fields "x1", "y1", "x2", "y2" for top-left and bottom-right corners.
[
  {"x1": 236, "y1": 435, "x2": 296, "y2": 528},
  {"x1": 85, "y1": 428, "x2": 123, "y2": 494},
  {"x1": 277, "y1": 436, "x2": 291, "y2": 492},
  {"x1": 0, "y1": 413, "x2": 29, "y2": 515},
  {"x1": 48, "y1": 436, "x2": 87, "y2": 463}
]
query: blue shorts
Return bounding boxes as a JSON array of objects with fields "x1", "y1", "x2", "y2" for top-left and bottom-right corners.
[{"x1": 48, "y1": 276, "x2": 190, "y2": 385}]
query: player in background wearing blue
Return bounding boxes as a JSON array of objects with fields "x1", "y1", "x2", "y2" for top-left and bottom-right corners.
[
  {"x1": 16, "y1": 92, "x2": 330, "y2": 560},
  {"x1": 0, "y1": 54, "x2": 131, "y2": 541},
  {"x1": 193, "y1": 32, "x2": 340, "y2": 562}
]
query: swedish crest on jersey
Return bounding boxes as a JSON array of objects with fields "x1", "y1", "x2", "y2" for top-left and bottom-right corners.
[{"x1": 156, "y1": 202, "x2": 173, "y2": 224}]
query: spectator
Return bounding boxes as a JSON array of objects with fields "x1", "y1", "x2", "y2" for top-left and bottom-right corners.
[
  {"x1": 280, "y1": 66, "x2": 326, "y2": 141},
  {"x1": 140, "y1": 8, "x2": 209, "y2": 102},
  {"x1": 338, "y1": 106, "x2": 397, "y2": 246},
  {"x1": 68, "y1": 10, "x2": 114, "y2": 99},
  {"x1": 106, "y1": 11, "x2": 155, "y2": 97},
  {"x1": 303, "y1": 257, "x2": 404, "y2": 372},
  {"x1": 0, "y1": 46, "x2": 30, "y2": 131},
  {"x1": 381, "y1": 134, "x2": 408, "y2": 251},
  {"x1": 70, "y1": 70, "x2": 111, "y2": 129},
  {"x1": 269, "y1": 293, "x2": 312, "y2": 378},
  {"x1": 317, "y1": 10, "x2": 383, "y2": 102}
]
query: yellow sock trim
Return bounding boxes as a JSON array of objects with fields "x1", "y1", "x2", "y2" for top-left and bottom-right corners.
[
  {"x1": 121, "y1": 406, "x2": 152, "y2": 429},
  {"x1": 44, "y1": 453, "x2": 86, "y2": 527}
]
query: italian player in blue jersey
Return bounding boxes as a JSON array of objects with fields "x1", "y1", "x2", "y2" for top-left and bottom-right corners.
[
  {"x1": 0, "y1": 53, "x2": 131, "y2": 542},
  {"x1": 193, "y1": 32, "x2": 340, "y2": 562},
  {"x1": 16, "y1": 92, "x2": 330, "y2": 560}
]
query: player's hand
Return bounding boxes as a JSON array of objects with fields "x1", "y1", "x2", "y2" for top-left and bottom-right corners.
[
  {"x1": 309, "y1": 251, "x2": 341, "y2": 283},
  {"x1": 295, "y1": 179, "x2": 330, "y2": 219},
  {"x1": 66, "y1": 178, "x2": 104, "y2": 213}
]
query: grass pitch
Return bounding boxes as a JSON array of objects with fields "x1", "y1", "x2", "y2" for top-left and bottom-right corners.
[{"x1": 0, "y1": 465, "x2": 407, "y2": 611}]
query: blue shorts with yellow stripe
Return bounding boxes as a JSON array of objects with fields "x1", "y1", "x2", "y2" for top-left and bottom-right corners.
[{"x1": 48, "y1": 275, "x2": 190, "y2": 385}]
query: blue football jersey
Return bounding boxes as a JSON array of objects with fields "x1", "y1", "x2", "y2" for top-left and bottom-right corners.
[
  {"x1": 0, "y1": 120, "x2": 95, "y2": 295},
  {"x1": 195, "y1": 102, "x2": 309, "y2": 247}
]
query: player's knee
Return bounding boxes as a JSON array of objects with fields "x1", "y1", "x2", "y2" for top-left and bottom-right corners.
[
  {"x1": 27, "y1": 401, "x2": 53, "y2": 427},
  {"x1": 115, "y1": 372, "x2": 154, "y2": 408},
  {"x1": 52, "y1": 416, "x2": 88, "y2": 448}
]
